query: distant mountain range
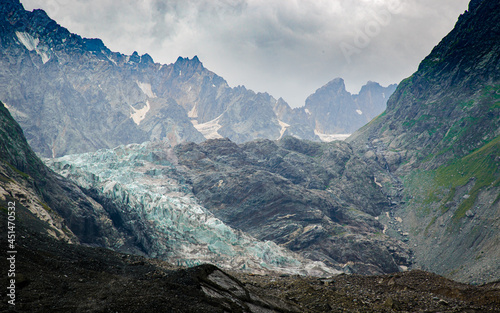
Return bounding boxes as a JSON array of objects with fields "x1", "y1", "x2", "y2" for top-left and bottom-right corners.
[{"x1": 0, "y1": 0, "x2": 395, "y2": 158}]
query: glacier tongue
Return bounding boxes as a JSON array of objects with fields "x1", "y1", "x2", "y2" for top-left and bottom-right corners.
[{"x1": 46, "y1": 141, "x2": 338, "y2": 276}]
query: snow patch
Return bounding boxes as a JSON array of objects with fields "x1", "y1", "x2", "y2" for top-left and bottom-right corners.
[
  {"x1": 192, "y1": 115, "x2": 223, "y2": 139},
  {"x1": 356, "y1": 109, "x2": 363, "y2": 115},
  {"x1": 16, "y1": 31, "x2": 38, "y2": 51},
  {"x1": 278, "y1": 119, "x2": 290, "y2": 139},
  {"x1": 314, "y1": 130, "x2": 350, "y2": 142},
  {"x1": 130, "y1": 100, "x2": 151, "y2": 125},
  {"x1": 305, "y1": 108, "x2": 311, "y2": 115},
  {"x1": 382, "y1": 92, "x2": 386, "y2": 99},
  {"x1": 15, "y1": 31, "x2": 50, "y2": 63},
  {"x1": 136, "y1": 81, "x2": 156, "y2": 98},
  {"x1": 188, "y1": 104, "x2": 198, "y2": 118},
  {"x1": 107, "y1": 56, "x2": 117, "y2": 65}
]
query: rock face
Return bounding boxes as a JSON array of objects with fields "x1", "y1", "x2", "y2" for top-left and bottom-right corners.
[
  {"x1": 0, "y1": 0, "x2": 394, "y2": 158},
  {"x1": 305, "y1": 78, "x2": 397, "y2": 135},
  {"x1": 348, "y1": 0, "x2": 500, "y2": 284}
]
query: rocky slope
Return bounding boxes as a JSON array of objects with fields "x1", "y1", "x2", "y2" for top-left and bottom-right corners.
[
  {"x1": 348, "y1": 0, "x2": 500, "y2": 284},
  {"x1": 0, "y1": 101, "x2": 147, "y2": 251},
  {"x1": 173, "y1": 137, "x2": 411, "y2": 275},
  {"x1": 1, "y1": 0, "x2": 393, "y2": 158}
]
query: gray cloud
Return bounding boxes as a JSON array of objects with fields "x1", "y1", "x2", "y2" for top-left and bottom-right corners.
[{"x1": 21, "y1": 0, "x2": 470, "y2": 107}]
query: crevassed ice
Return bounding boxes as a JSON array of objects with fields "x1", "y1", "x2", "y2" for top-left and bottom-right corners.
[{"x1": 46, "y1": 141, "x2": 337, "y2": 276}]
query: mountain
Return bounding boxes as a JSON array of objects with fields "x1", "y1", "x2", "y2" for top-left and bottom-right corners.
[
  {"x1": 0, "y1": 0, "x2": 394, "y2": 158},
  {"x1": 305, "y1": 78, "x2": 397, "y2": 135},
  {"x1": 348, "y1": 0, "x2": 500, "y2": 284},
  {"x1": 1, "y1": 0, "x2": 500, "y2": 310}
]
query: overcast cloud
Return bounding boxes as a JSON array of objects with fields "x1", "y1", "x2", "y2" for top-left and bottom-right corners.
[{"x1": 21, "y1": 0, "x2": 470, "y2": 107}]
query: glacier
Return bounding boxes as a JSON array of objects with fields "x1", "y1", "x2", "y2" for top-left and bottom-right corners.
[{"x1": 46, "y1": 141, "x2": 339, "y2": 276}]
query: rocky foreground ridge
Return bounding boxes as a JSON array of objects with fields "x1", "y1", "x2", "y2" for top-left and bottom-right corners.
[{"x1": 0, "y1": 0, "x2": 394, "y2": 158}]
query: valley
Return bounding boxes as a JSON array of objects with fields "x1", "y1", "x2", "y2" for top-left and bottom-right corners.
[{"x1": 1, "y1": 0, "x2": 499, "y2": 311}]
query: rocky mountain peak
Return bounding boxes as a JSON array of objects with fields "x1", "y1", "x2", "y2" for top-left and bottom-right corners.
[
  {"x1": 0, "y1": 0, "x2": 395, "y2": 158},
  {"x1": 322, "y1": 77, "x2": 347, "y2": 94},
  {"x1": 175, "y1": 55, "x2": 202, "y2": 67},
  {"x1": 82, "y1": 38, "x2": 108, "y2": 52},
  {"x1": 305, "y1": 78, "x2": 396, "y2": 134}
]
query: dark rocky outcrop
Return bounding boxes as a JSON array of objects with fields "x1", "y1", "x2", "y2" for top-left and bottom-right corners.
[{"x1": 174, "y1": 137, "x2": 411, "y2": 275}]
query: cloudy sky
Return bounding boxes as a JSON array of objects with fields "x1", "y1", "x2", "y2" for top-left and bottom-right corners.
[{"x1": 21, "y1": 0, "x2": 470, "y2": 108}]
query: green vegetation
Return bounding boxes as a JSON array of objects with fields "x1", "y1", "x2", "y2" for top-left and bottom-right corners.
[
  {"x1": 432, "y1": 135, "x2": 500, "y2": 222},
  {"x1": 39, "y1": 201, "x2": 53, "y2": 213},
  {"x1": 0, "y1": 172, "x2": 11, "y2": 183},
  {"x1": 438, "y1": 136, "x2": 498, "y2": 214},
  {"x1": 404, "y1": 134, "x2": 500, "y2": 230},
  {"x1": 6, "y1": 162, "x2": 30, "y2": 180}
]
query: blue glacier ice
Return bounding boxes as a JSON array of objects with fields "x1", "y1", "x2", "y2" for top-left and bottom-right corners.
[{"x1": 46, "y1": 141, "x2": 339, "y2": 276}]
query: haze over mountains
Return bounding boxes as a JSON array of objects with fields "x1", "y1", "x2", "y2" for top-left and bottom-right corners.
[{"x1": 1, "y1": 0, "x2": 500, "y2": 311}]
